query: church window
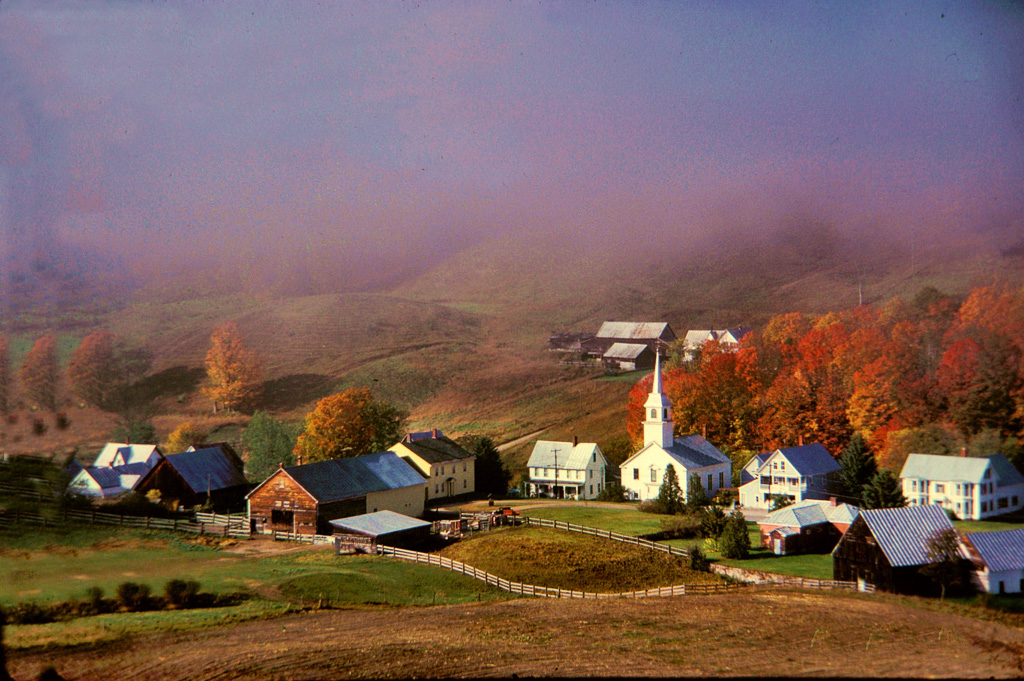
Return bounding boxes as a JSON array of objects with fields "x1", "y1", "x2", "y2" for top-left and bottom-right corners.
[
  {"x1": 651, "y1": 468, "x2": 657, "y2": 483},
  {"x1": 663, "y1": 408, "x2": 668, "y2": 419},
  {"x1": 650, "y1": 408, "x2": 657, "y2": 418},
  {"x1": 633, "y1": 468, "x2": 639, "y2": 480}
]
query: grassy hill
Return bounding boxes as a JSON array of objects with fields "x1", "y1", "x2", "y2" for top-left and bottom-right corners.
[{"x1": 2, "y1": 228, "x2": 1021, "y2": 472}]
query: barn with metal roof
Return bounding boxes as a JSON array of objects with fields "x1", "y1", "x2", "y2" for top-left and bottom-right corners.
[
  {"x1": 832, "y1": 504, "x2": 957, "y2": 594},
  {"x1": 962, "y1": 528, "x2": 1024, "y2": 594},
  {"x1": 136, "y1": 446, "x2": 250, "y2": 511}
]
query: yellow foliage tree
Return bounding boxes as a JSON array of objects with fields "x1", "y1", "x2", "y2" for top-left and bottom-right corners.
[
  {"x1": 293, "y1": 388, "x2": 406, "y2": 463},
  {"x1": 203, "y1": 322, "x2": 262, "y2": 413},
  {"x1": 163, "y1": 422, "x2": 209, "y2": 454}
]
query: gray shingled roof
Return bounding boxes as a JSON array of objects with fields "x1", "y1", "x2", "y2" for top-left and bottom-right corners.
[
  {"x1": 760, "y1": 499, "x2": 859, "y2": 529},
  {"x1": 283, "y1": 451, "x2": 424, "y2": 503},
  {"x1": 900, "y1": 453, "x2": 1024, "y2": 487},
  {"x1": 398, "y1": 435, "x2": 474, "y2": 465},
  {"x1": 528, "y1": 441, "x2": 604, "y2": 470},
  {"x1": 329, "y1": 510, "x2": 431, "y2": 537},
  {"x1": 603, "y1": 343, "x2": 649, "y2": 360},
  {"x1": 663, "y1": 434, "x2": 731, "y2": 469},
  {"x1": 855, "y1": 504, "x2": 956, "y2": 568},
  {"x1": 162, "y1": 447, "x2": 248, "y2": 494},
  {"x1": 594, "y1": 321, "x2": 674, "y2": 341},
  {"x1": 964, "y1": 529, "x2": 1024, "y2": 573}
]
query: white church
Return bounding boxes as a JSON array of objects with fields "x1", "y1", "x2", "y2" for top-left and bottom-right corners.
[{"x1": 619, "y1": 353, "x2": 732, "y2": 502}]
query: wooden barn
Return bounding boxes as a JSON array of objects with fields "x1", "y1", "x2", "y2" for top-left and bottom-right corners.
[
  {"x1": 247, "y1": 451, "x2": 426, "y2": 536},
  {"x1": 832, "y1": 504, "x2": 956, "y2": 594},
  {"x1": 580, "y1": 321, "x2": 676, "y2": 358},
  {"x1": 330, "y1": 510, "x2": 432, "y2": 553},
  {"x1": 135, "y1": 446, "x2": 250, "y2": 512},
  {"x1": 602, "y1": 343, "x2": 655, "y2": 372}
]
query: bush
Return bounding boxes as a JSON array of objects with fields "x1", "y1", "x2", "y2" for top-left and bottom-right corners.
[
  {"x1": 688, "y1": 544, "x2": 710, "y2": 572},
  {"x1": 596, "y1": 482, "x2": 627, "y2": 502},
  {"x1": 164, "y1": 579, "x2": 201, "y2": 609},
  {"x1": 639, "y1": 499, "x2": 668, "y2": 515},
  {"x1": 32, "y1": 418, "x2": 47, "y2": 436},
  {"x1": 116, "y1": 582, "x2": 152, "y2": 612},
  {"x1": 700, "y1": 506, "x2": 727, "y2": 539},
  {"x1": 719, "y1": 511, "x2": 751, "y2": 559},
  {"x1": 55, "y1": 412, "x2": 70, "y2": 430}
]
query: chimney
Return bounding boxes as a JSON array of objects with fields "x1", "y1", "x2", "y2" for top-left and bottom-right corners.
[
  {"x1": 573, "y1": 435, "x2": 578, "y2": 447},
  {"x1": 829, "y1": 496, "x2": 836, "y2": 507},
  {"x1": 278, "y1": 462, "x2": 283, "y2": 469},
  {"x1": 432, "y1": 428, "x2": 438, "y2": 439},
  {"x1": 961, "y1": 446, "x2": 967, "y2": 458},
  {"x1": 702, "y1": 424, "x2": 707, "y2": 439},
  {"x1": 798, "y1": 434, "x2": 804, "y2": 447}
]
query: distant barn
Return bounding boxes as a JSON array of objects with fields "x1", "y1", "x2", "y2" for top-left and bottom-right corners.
[
  {"x1": 135, "y1": 446, "x2": 250, "y2": 512},
  {"x1": 547, "y1": 331, "x2": 595, "y2": 352},
  {"x1": 580, "y1": 321, "x2": 676, "y2": 358},
  {"x1": 602, "y1": 342, "x2": 655, "y2": 372}
]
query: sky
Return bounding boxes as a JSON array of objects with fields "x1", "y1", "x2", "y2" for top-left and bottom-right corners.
[{"x1": 1, "y1": 1, "x2": 1022, "y2": 301}]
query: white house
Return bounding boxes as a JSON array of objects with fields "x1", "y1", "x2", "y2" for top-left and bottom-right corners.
[
  {"x1": 738, "y1": 443, "x2": 841, "y2": 510},
  {"x1": 93, "y1": 442, "x2": 163, "y2": 468},
  {"x1": 527, "y1": 438, "x2": 607, "y2": 500},
  {"x1": 961, "y1": 529, "x2": 1024, "y2": 594},
  {"x1": 388, "y1": 429, "x2": 475, "y2": 501},
  {"x1": 900, "y1": 452, "x2": 1024, "y2": 520},
  {"x1": 619, "y1": 353, "x2": 731, "y2": 502},
  {"x1": 67, "y1": 442, "x2": 165, "y2": 499},
  {"x1": 681, "y1": 328, "x2": 752, "y2": 361}
]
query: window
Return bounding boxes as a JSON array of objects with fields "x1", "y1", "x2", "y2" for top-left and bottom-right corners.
[
  {"x1": 719, "y1": 472, "x2": 724, "y2": 488},
  {"x1": 435, "y1": 484, "x2": 439, "y2": 493},
  {"x1": 999, "y1": 497, "x2": 1009, "y2": 509},
  {"x1": 663, "y1": 408, "x2": 668, "y2": 419},
  {"x1": 761, "y1": 476, "x2": 771, "y2": 486},
  {"x1": 463, "y1": 462, "x2": 467, "y2": 471},
  {"x1": 651, "y1": 468, "x2": 658, "y2": 483},
  {"x1": 707, "y1": 474, "x2": 712, "y2": 490},
  {"x1": 634, "y1": 468, "x2": 639, "y2": 480},
  {"x1": 911, "y1": 480, "x2": 917, "y2": 491},
  {"x1": 589, "y1": 485, "x2": 593, "y2": 496},
  {"x1": 593, "y1": 452, "x2": 596, "y2": 462},
  {"x1": 650, "y1": 408, "x2": 657, "y2": 418},
  {"x1": 781, "y1": 461, "x2": 785, "y2": 471},
  {"x1": 788, "y1": 478, "x2": 798, "y2": 486},
  {"x1": 773, "y1": 462, "x2": 778, "y2": 470},
  {"x1": 773, "y1": 477, "x2": 784, "y2": 485},
  {"x1": 463, "y1": 480, "x2": 467, "y2": 489},
  {"x1": 589, "y1": 469, "x2": 593, "y2": 479},
  {"x1": 935, "y1": 484, "x2": 945, "y2": 494}
]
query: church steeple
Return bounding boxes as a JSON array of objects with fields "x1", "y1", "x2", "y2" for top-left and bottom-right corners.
[{"x1": 643, "y1": 351, "x2": 674, "y2": 448}]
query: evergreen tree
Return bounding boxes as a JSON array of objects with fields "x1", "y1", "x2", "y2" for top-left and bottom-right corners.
[
  {"x1": 657, "y1": 464, "x2": 683, "y2": 514},
  {"x1": 719, "y1": 510, "x2": 751, "y2": 559},
  {"x1": 686, "y1": 472, "x2": 710, "y2": 512},
  {"x1": 838, "y1": 433, "x2": 877, "y2": 503},
  {"x1": 467, "y1": 436, "x2": 510, "y2": 496},
  {"x1": 243, "y1": 411, "x2": 300, "y2": 482},
  {"x1": 861, "y1": 469, "x2": 908, "y2": 509},
  {"x1": 700, "y1": 505, "x2": 727, "y2": 539}
]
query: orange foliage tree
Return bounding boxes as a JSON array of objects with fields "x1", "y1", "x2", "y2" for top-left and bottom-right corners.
[
  {"x1": 67, "y1": 331, "x2": 119, "y2": 408},
  {"x1": 19, "y1": 334, "x2": 58, "y2": 411},
  {"x1": 203, "y1": 322, "x2": 262, "y2": 413},
  {"x1": 293, "y1": 388, "x2": 406, "y2": 463}
]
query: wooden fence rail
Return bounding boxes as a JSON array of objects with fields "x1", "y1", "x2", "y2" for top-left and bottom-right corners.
[
  {"x1": 522, "y1": 516, "x2": 691, "y2": 558},
  {"x1": 376, "y1": 544, "x2": 740, "y2": 599},
  {"x1": 0, "y1": 508, "x2": 249, "y2": 538}
]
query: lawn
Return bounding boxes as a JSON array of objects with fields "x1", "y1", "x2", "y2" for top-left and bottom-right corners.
[
  {"x1": 953, "y1": 518, "x2": 1024, "y2": 534},
  {"x1": 439, "y1": 525, "x2": 721, "y2": 592},
  {"x1": 521, "y1": 504, "x2": 664, "y2": 537}
]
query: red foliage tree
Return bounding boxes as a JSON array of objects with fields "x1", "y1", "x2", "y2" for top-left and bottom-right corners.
[{"x1": 19, "y1": 335, "x2": 58, "y2": 411}]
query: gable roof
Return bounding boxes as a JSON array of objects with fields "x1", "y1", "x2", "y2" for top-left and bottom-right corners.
[
  {"x1": 603, "y1": 343, "x2": 650, "y2": 360},
  {"x1": 683, "y1": 330, "x2": 715, "y2": 346},
  {"x1": 274, "y1": 451, "x2": 425, "y2": 503},
  {"x1": 963, "y1": 529, "x2": 1024, "y2": 573},
  {"x1": 94, "y1": 443, "x2": 162, "y2": 468},
  {"x1": 528, "y1": 441, "x2": 605, "y2": 470},
  {"x1": 159, "y1": 447, "x2": 249, "y2": 494},
  {"x1": 624, "y1": 434, "x2": 731, "y2": 471},
  {"x1": 900, "y1": 453, "x2": 1024, "y2": 486},
  {"x1": 717, "y1": 328, "x2": 752, "y2": 344},
  {"x1": 594, "y1": 321, "x2": 674, "y2": 341},
  {"x1": 329, "y1": 510, "x2": 431, "y2": 537},
  {"x1": 770, "y1": 444, "x2": 840, "y2": 476},
  {"x1": 403, "y1": 429, "x2": 445, "y2": 443},
  {"x1": 850, "y1": 504, "x2": 956, "y2": 568},
  {"x1": 395, "y1": 435, "x2": 474, "y2": 465},
  {"x1": 760, "y1": 499, "x2": 859, "y2": 529}
]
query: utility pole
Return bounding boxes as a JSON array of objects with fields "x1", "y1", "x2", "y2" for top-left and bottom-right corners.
[{"x1": 551, "y1": 445, "x2": 560, "y2": 499}]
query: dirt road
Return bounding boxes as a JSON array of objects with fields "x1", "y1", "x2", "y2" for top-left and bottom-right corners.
[{"x1": 10, "y1": 591, "x2": 1024, "y2": 679}]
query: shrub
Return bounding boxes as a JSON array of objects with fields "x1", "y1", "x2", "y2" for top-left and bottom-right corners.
[
  {"x1": 55, "y1": 412, "x2": 70, "y2": 430},
  {"x1": 688, "y1": 544, "x2": 710, "y2": 572},
  {"x1": 719, "y1": 511, "x2": 751, "y2": 559},
  {"x1": 116, "y1": 582, "x2": 152, "y2": 611},
  {"x1": 164, "y1": 579, "x2": 201, "y2": 609},
  {"x1": 85, "y1": 586, "x2": 107, "y2": 615},
  {"x1": 596, "y1": 481, "x2": 627, "y2": 502},
  {"x1": 700, "y1": 506, "x2": 727, "y2": 539},
  {"x1": 657, "y1": 513, "x2": 702, "y2": 539},
  {"x1": 639, "y1": 499, "x2": 668, "y2": 515},
  {"x1": 32, "y1": 418, "x2": 47, "y2": 436},
  {"x1": 5, "y1": 602, "x2": 52, "y2": 625}
]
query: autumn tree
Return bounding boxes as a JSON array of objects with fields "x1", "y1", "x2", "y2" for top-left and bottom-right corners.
[
  {"x1": 19, "y1": 334, "x2": 58, "y2": 411},
  {"x1": 67, "y1": 332, "x2": 119, "y2": 408},
  {"x1": 0, "y1": 337, "x2": 9, "y2": 413},
  {"x1": 203, "y1": 322, "x2": 262, "y2": 413},
  {"x1": 242, "y1": 411, "x2": 300, "y2": 482},
  {"x1": 162, "y1": 422, "x2": 209, "y2": 454},
  {"x1": 293, "y1": 388, "x2": 406, "y2": 463}
]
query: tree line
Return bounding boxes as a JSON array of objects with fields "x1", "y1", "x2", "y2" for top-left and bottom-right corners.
[{"x1": 627, "y1": 284, "x2": 1024, "y2": 478}]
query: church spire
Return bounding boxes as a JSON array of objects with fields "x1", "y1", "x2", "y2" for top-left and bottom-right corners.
[{"x1": 643, "y1": 350, "x2": 674, "y2": 448}]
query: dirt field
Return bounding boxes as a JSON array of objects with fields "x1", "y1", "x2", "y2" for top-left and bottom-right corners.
[{"x1": 9, "y1": 590, "x2": 1024, "y2": 679}]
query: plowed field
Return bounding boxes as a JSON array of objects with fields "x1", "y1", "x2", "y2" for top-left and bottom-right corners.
[{"x1": 9, "y1": 590, "x2": 1024, "y2": 679}]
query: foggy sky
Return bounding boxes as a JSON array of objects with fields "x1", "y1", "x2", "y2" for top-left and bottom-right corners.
[{"x1": 1, "y1": 1, "x2": 1022, "y2": 299}]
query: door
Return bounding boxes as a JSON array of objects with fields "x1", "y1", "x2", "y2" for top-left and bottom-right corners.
[{"x1": 773, "y1": 538, "x2": 783, "y2": 555}]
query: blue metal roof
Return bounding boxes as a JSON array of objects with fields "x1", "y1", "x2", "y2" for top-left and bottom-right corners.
[
  {"x1": 964, "y1": 529, "x2": 1024, "y2": 573},
  {"x1": 772, "y1": 444, "x2": 840, "y2": 476},
  {"x1": 285, "y1": 452, "x2": 423, "y2": 503},
  {"x1": 329, "y1": 510, "x2": 430, "y2": 536},
  {"x1": 162, "y1": 447, "x2": 248, "y2": 494},
  {"x1": 855, "y1": 504, "x2": 956, "y2": 568},
  {"x1": 663, "y1": 434, "x2": 731, "y2": 469}
]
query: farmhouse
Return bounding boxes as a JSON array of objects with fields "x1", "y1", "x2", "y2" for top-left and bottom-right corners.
[
  {"x1": 832, "y1": 503, "x2": 958, "y2": 595},
  {"x1": 247, "y1": 451, "x2": 426, "y2": 535},
  {"x1": 757, "y1": 498, "x2": 859, "y2": 555},
  {"x1": 580, "y1": 321, "x2": 676, "y2": 358},
  {"x1": 93, "y1": 442, "x2": 163, "y2": 468},
  {"x1": 681, "y1": 328, "x2": 752, "y2": 361},
  {"x1": 602, "y1": 343, "x2": 655, "y2": 372},
  {"x1": 135, "y1": 446, "x2": 250, "y2": 512},
  {"x1": 738, "y1": 443, "x2": 841, "y2": 510},
  {"x1": 389, "y1": 430, "x2": 475, "y2": 502},
  {"x1": 331, "y1": 510, "x2": 432, "y2": 553},
  {"x1": 620, "y1": 353, "x2": 731, "y2": 502},
  {"x1": 960, "y1": 528, "x2": 1024, "y2": 594},
  {"x1": 66, "y1": 461, "x2": 153, "y2": 498},
  {"x1": 900, "y1": 452, "x2": 1024, "y2": 520},
  {"x1": 527, "y1": 438, "x2": 607, "y2": 500}
]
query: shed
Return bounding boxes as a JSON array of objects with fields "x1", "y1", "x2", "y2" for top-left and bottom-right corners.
[
  {"x1": 331, "y1": 510, "x2": 432, "y2": 553},
  {"x1": 961, "y1": 528, "x2": 1024, "y2": 594},
  {"x1": 602, "y1": 343, "x2": 655, "y2": 371}
]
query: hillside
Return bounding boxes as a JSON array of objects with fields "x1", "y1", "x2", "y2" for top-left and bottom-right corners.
[{"x1": 1, "y1": 229, "x2": 1021, "y2": 473}]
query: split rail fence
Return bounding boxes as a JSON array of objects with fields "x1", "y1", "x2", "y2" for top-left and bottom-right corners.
[
  {"x1": 376, "y1": 544, "x2": 740, "y2": 599},
  {"x1": 0, "y1": 508, "x2": 251, "y2": 538}
]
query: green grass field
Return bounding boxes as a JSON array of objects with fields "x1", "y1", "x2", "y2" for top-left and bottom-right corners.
[{"x1": 522, "y1": 504, "x2": 665, "y2": 536}]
